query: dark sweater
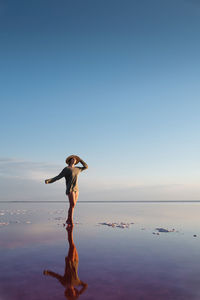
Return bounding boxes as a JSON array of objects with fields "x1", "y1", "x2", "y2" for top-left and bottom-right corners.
[{"x1": 48, "y1": 159, "x2": 88, "y2": 194}]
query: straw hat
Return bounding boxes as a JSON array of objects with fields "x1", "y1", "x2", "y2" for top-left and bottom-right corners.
[{"x1": 65, "y1": 155, "x2": 80, "y2": 165}]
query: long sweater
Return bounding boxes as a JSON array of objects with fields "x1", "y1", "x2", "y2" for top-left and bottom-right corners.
[{"x1": 48, "y1": 159, "x2": 88, "y2": 194}]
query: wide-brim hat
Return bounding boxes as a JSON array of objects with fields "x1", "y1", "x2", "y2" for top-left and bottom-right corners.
[{"x1": 65, "y1": 155, "x2": 80, "y2": 165}]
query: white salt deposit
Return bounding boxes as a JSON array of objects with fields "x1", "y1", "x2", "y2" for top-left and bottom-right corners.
[
  {"x1": 99, "y1": 221, "x2": 134, "y2": 229},
  {"x1": 0, "y1": 222, "x2": 9, "y2": 226},
  {"x1": 54, "y1": 217, "x2": 65, "y2": 221},
  {"x1": 155, "y1": 228, "x2": 175, "y2": 233}
]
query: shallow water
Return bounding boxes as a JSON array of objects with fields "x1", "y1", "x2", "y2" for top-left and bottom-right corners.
[{"x1": 0, "y1": 202, "x2": 200, "y2": 300}]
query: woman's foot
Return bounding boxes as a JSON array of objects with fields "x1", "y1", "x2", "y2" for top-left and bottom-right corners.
[
  {"x1": 64, "y1": 219, "x2": 73, "y2": 226},
  {"x1": 66, "y1": 223, "x2": 74, "y2": 228},
  {"x1": 65, "y1": 220, "x2": 74, "y2": 230}
]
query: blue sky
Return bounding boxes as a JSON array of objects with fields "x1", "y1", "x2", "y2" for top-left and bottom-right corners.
[{"x1": 0, "y1": 0, "x2": 200, "y2": 201}]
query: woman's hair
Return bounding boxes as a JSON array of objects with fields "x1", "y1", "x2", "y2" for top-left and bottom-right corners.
[
  {"x1": 68, "y1": 158, "x2": 72, "y2": 165},
  {"x1": 65, "y1": 287, "x2": 79, "y2": 300},
  {"x1": 68, "y1": 157, "x2": 76, "y2": 165}
]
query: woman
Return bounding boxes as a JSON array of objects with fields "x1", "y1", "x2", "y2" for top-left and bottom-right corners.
[{"x1": 45, "y1": 155, "x2": 88, "y2": 226}]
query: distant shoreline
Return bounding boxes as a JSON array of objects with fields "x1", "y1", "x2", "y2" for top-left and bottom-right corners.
[{"x1": 0, "y1": 200, "x2": 200, "y2": 203}]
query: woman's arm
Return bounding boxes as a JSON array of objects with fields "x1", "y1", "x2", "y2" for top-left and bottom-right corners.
[
  {"x1": 43, "y1": 270, "x2": 64, "y2": 284},
  {"x1": 45, "y1": 168, "x2": 66, "y2": 184},
  {"x1": 78, "y1": 281, "x2": 88, "y2": 295},
  {"x1": 78, "y1": 159, "x2": 88, "y2": 172}
]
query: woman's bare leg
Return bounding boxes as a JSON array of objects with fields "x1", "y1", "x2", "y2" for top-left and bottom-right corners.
[
  {"x1": 66, "y1": 191, "x2": 79, "y2": 225},
  {"x1": 75, "y1": 190, "x2": 79, "y2": 203}
]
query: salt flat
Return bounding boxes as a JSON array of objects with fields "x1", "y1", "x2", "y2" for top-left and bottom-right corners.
[{"x1": 0, "y1": 202, "x2": 200, "y2": 300}]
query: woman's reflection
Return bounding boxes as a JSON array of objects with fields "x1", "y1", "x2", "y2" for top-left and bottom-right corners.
[{"x1": 43, "y1": 225, "x2": 88, "y2": 299}]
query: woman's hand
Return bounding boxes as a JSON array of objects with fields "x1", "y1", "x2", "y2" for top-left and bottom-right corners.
[{"x1": 79, "y1": 158, "x2": 88, "y2": 170}]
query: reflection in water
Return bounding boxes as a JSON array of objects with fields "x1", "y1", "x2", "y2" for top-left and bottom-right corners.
[{"x1": 43, "y1": 225, "x2": 88, "y2": 300}]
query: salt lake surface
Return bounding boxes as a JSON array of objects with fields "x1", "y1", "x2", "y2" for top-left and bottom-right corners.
[{"x1": 0, "y1": 202, "x2": 200, "y2": 300}]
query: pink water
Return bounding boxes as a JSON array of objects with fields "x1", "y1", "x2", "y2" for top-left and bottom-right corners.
[{"x1": 0, "y1": 202, "x2": 200, "y2": 300}]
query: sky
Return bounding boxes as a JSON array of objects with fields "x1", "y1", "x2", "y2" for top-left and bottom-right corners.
[{"x1": 0, "y1": 0, "x2": 200, "y2": 201}]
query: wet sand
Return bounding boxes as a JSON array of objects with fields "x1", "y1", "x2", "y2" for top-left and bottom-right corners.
[{"x1": 0, "y1": 202, "x2": 200, "y2": 300}]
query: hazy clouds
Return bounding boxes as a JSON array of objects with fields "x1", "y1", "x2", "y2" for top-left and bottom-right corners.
[{"x1": 0, "y1": 157, "x2": 200, "y2": 201}]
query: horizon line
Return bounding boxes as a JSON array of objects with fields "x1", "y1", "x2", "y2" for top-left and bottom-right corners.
[{"x1": 1, "y1": 200, "x2": 200, "y2": 203}]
